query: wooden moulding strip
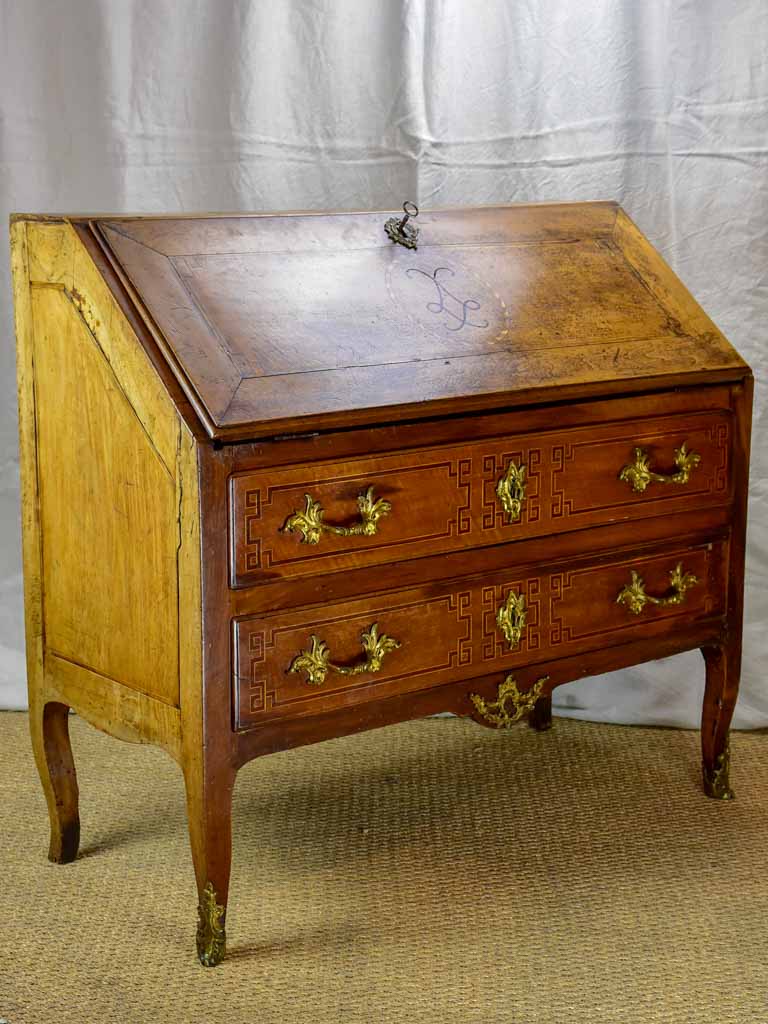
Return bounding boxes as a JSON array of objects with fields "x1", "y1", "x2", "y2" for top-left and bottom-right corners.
[{"x1": 10, "y1": 220, "x2": 46, "y2": 711}]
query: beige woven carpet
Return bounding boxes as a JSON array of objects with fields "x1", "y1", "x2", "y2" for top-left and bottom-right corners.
[{"x1": 2, "y1": 711, "x2": 768, "y2": 1024}]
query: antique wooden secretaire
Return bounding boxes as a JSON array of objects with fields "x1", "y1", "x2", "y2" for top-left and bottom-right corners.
[{"x1": 10, "y1": 201, "x2": 752, "y2": 965}]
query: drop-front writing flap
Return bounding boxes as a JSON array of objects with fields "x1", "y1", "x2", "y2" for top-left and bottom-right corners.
[{"x1": 93, "y1": 202, "x2": 745, "y2": 440}]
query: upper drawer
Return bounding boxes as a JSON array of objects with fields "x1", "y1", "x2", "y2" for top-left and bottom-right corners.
[{"x1": 230, "y1": 407, "x2": 731, "y2": 586}]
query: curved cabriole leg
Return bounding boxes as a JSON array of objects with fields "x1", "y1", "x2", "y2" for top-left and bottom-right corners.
[
  {"x1": 701, "y1": 644, "x2": 739, "y2": 800},
  {"x1": 183, "y1": 761, "x2": 235, "y2": 967},
  {"x1": 29, "y1": 699, "x2": 80, "y2": 863},
  {"x1": 529, "y1": 695, "x2": 553, "y2": 731}
]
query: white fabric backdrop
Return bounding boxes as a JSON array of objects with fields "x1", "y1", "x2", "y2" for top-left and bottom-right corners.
[{"x1": 1, "y1": 0, "x2": 766, "y2": 726}]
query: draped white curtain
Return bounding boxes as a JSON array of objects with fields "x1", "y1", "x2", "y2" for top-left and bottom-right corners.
[{"x1": 1, "y1": 0, "x2": 766, "y2": 725}]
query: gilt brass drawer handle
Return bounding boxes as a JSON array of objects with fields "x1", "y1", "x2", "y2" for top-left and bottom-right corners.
[
  {"x1": 470, "y1": 674, "x2": 549, "y2": 729},
  {"x1": 619, "y1": 442, "x2": 701, "y2": 494},
  {"x1": 497, "y1": 590, "x2": 527, "y2": 649},
  {"x1": 616, "y1": 562, "x2": 699, "y2": 616},
  {"x1": 288, "y1": 622, "x2": 401, "y2": 687},
  {"x1": 282, "y1": 486, "x2": 392, "y2": 545},
  {"x1": 496, "y1": 460, "x2": 526, "y2": 522}
]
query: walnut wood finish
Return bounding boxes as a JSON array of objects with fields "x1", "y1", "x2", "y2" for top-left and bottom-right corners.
[
  {"x1": 234, "y1": 538, "x2": 726, "y2": 729},
  {"x1": 700, "y1": 376, "x2": 753, "y2": 799},
  {"x1": 231, "y1": 407, "x2": 731, "y2": 586},
  {"x1": 92, "y1": 203, "x2": 746, "y2": 440},
  {"x1": 10, "y1": 204, "x2": 752, "y2": 967},
  {"x1": 231, "y1": 621, "x2": 727, "y2": 766}
]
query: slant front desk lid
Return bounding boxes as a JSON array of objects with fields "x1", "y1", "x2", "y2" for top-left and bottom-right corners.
[{"x1": 92, "y1": 202, "x2": 747, "y2": 440}]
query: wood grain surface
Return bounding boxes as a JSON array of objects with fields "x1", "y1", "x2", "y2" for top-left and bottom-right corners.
[
  {"x1": 10, "y1": 202, "x2": 753, "y2": 967},
  {"x1": 89, "y1": 202, "x2": 747, "y2": 439},
  {"x1": 231, "y1": 407, "x2": 731, "y2": 585},
  {"x1": 234, "y1": 538, "x2": 727, "y2": 728},
  {"x1": 30, "y1": 285, "x2": 180, "y2": 705}
]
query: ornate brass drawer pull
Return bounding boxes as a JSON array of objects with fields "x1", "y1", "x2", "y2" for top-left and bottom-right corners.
[
  {"x1": 496, "y1": 460, "x2": 526, "y2": 522},
  {"x1": 282, "y1": 486, "x2": 392, "y2": 545},
  {"x1": 497, "y1": 590, "x2": 527, "y2": 649},
  {"x1": 471, "y1": 674, "x2": 549, "y2": 728},
  {"x1": 616, "y1": 562, "x2": 699, "y2": 615},
  {"x1": 619, "y1": 442, "x2": 701, "y2": 494},
  {"x1": 288, "y1": 622, "x2": 401, "y2": 687}
]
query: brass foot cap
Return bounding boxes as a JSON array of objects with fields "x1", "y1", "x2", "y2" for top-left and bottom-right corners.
[
  {"x1": 196, "y1": 881, "x2": 227, "y2": 967},
  {"x1": 703, "y1": 774, "x2": 735, "y2": 801},
  {"x1": 703, "y1": 742, "x2": 734, "y2": 801},
  {"x1": 197, "y1": 936, "x2": 226, "y2": 968}
]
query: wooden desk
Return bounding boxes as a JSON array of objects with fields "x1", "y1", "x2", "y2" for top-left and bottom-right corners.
[{"x1": 10, "y1": 201, "x2": 752, "y2": 966}]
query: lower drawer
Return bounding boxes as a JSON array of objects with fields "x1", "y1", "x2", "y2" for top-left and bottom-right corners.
[{"x1": 233, "y1": 538, "x2": 727, "y2": 729}]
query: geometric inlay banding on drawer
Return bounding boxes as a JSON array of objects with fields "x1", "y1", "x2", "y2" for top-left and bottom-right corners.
[
  {"x1": 233, "y1": 536, "x2": 727, "y2": 729},
  {"x1": 231, "y1": 409, "x2": 731, "y2": 587}
]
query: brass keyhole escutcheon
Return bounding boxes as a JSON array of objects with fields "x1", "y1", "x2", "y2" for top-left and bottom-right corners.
[
  {"x1": 385, "y1": 200, "x2": 420, "y2": 250},
  {"x1": 496, "y1": 460, "x2": 526, "y2": 523},
  {"x1": 496, "y1": 590, "x2": 527, "y2": 650},
  {"x1": 470, "y1": 674, "x2": 549, "y2": 729}
]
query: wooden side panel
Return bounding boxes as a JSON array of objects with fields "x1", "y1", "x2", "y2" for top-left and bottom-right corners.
[
  {"x1": 30, "y1": 283, "x2": 181, "y2": 706},
  {"x1": 25, "y1": 221, "x2": 75, "y2": 289},
  {"x1": 26, "y1": 221, "x2": 179, "y2": 473},
  {"x1": 13, "y1": 218, "x2": 205, "y2": 764},
  {"x1": 47, "y1": 653, "x2": 182, "y2": 762}
]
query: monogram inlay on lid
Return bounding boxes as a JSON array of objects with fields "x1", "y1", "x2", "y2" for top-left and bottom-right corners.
[{"x1": 93, "y1": 202, "x2": 744, "y2": 439}]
